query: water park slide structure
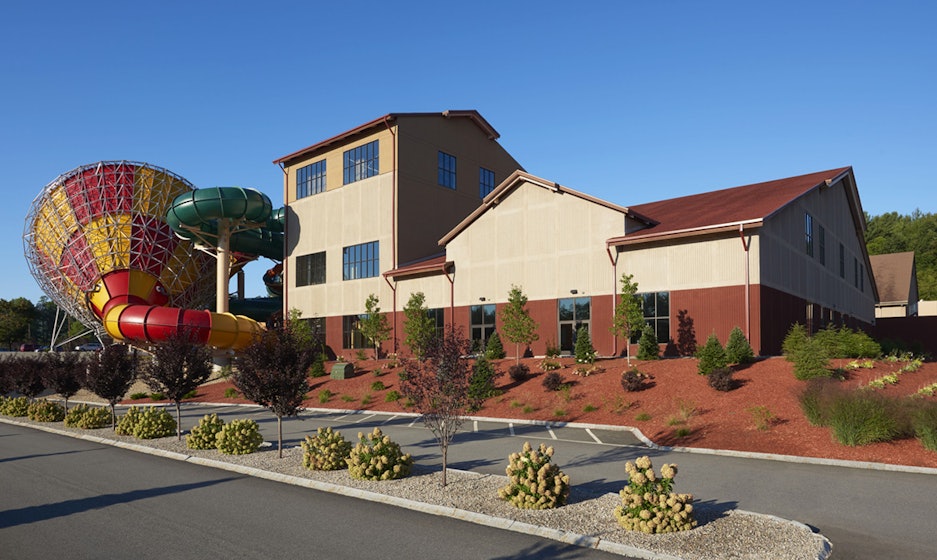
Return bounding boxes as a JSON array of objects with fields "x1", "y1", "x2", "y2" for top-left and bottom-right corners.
[{"x1": 23, "y1": 161, "x2": 284, "y2": 350}]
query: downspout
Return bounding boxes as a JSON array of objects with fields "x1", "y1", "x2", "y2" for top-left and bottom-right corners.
[
  {"x1": 383, "y1": 116, "x2": 398, "y2": 350},
  {"x1": 383, "y1": 274, "x2": 397, "y2": 353},
  {"x1": 738, "y1": 224, "x2": 751, "y2": 343},
  {"x1": 444, "y1": 265, "x2": 455, "y2": 334},
  {"x1": 606, "y1": 244, "x2": 619, "y2": 357},
  {"x1": 278, "y1": 162, "x2": 289, "y2": 325}
]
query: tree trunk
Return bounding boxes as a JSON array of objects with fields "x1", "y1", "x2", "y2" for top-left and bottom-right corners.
[
  {"x1": 515, "y1": 343, "x2": 520, "y2": 367},
  {"x1": 277, "y1": 415, "x2": 283, "y2": 459},
  {"x1": 109, "y1": 403, "x2": 116, "y2": 430},
  {"x1": 175, "y1": 401, "x2": 182, "y2": 440},
  {"x1": 441, "y1": 443, "x2": 448, "y2": 487}
]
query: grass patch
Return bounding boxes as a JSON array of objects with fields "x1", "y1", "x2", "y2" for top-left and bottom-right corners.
[
  {"x1": 370, "y1": 381, "x2": 386, "y2": 391},
  {"x1": 510, "y1": 400, "x2": 523, "y2": 408},
  {"x1": 129, "y1": 392, "x2": 148, "y2": 400},
  {"x1": 635, "y1": 412, "x2": 652, "y2": 422},
  {"x1": 384, "y1": 390, "x2": 401, "y2": 402},
  {"x1": 674, "y1": 427, "x2": 692, "y2": 438},
  {"x1": 747, "y1": 405, "x2": 774, "y2": 431},
  {"x1": 553, "y1": 408, "x2": 567, "y2": 417},
  {"x1": 522, "y1": 405, "x2": 535, "y2": 414},
  {"x1": 340, "y1": 394, "x2": 355, "y2": 403},
  {"x1": 223, "y1": 388, "x2": 240, "y2": 399},
  {"x1": 150, "y1": 392, "x2": 165, "y2": 401},
  {"x1": 318, "y1": 389, "x2": 333, "y2": 404},
  {"x1": 361, "y1": 393, "x2": 373, "y2": 406},
  {"x1": 583, "y1": 404, "x2": 598, "y2": 413},
  {"x1": 829, "y1": 391, "x2": 899, "y2": 446}
]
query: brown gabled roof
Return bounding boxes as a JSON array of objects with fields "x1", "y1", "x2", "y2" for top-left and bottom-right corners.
[
  {"x1": 273, "y1": 110, "x2": 499, "y2": 166},
  {"x1": 439, "y1": 170, "x2": 654, "y2": 246},
  {"x1": 606, "y1": 167, "x2": 853, "y2": 247},
  {"x1": 870, "y1": 252, "x2": 916, "y2": 304}
]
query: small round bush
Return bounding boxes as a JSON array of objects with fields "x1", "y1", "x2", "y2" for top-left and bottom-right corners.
[
  {"x1": 302, "y1": 427, "x2": 352, "y2": 471},
  {"x1": 347, "y1": 427, "x2": 412, "y2": 481},
  {"x1": 707, "y1": 368, "x2": 735, "y2": 392},
  {"x1": 27, "y1": 399, "x2": 65, "y2": 422},
  {"x1": 116, "y1": 406, "x2": 176, "y2": 439},
  {"x1": 186, "y1": 414, "x2": 225, "y2": 450},
  {"x1": 216, "y1": 418, "x2": 263, "y2": 455},
  {"x1": 498, "y1": 441, "x2": 570, "y2": 510},
  {"x1": 2, "y1": 396, "x2": 30, "y2": 417},
  {"x1": 637, "y1": 325, "x2": 659, "y2": 360},
  {"x1": 508, "y1": 364, "x2": 530, "y2": 383},
  {"x1": 64, "y1": 404, "x2": 110, "y2": 429},
  {"x1": 468, "y1": 356, "x2": 502, "y2": 407},
  {"x1": 621, "y1": 368, "x2": 650, "y2": 392},
  {"x1": 614, "y1": 456, "x2": 696, "y2": 533},
  {"x1": 792, "y1": 337, "x2": 831, "y2": 380},
  {"x1": 542, "y1": 371, "x2": 564, "y2": 392}
]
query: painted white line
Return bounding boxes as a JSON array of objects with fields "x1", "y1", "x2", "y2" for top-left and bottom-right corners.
[
  {"x1": 354, "y1": 414, "x2": 376, "y2": 424},
  {"x1": 547, "y1": 427, "x2": 558, "y2": 440},
  {"x1": 408, "y1": 417, "x2": 421, "y2": 427},
  {"x1": 473, "y1": 420, "x2": 478, "y2": 432},
  {"x1": 585, "y1": 428, "x2": 603, "y2": 444},
  {"x1": 508, "y1": 422, "x2": 515, "y2": 437},
  {"x1": 382, "y1": 415, "x2": 398, "y2": 424}
]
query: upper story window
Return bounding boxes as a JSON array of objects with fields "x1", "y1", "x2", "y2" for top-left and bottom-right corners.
[
  {"x1": 343, "y1": 241, "x2": 379, "y2": 280},
  {"x1": 296, "y1": 160, "x2": 326, "y2": 199},
  {"x1": 343, "y1": 140, "x2": 379, "y2": 185},
  {"x1": 818, "y1": 225, "x2": 826, "y2": 266},
  {"x1": 479, "y1": 167, "x2": 495, "y2": 198},
  {"x1": 296, "y1": 251, "x2": 326, "y2": 286},
  {"x1": 438, "y1": 151, "x2": 457, "y2": 189},
  {"x1": 805, "y1": 213, "x2": 814, "y2": 257}
]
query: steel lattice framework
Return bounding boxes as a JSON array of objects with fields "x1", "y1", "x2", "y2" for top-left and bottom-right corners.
[{"x1": 23, "y1": 161, "x2": 216, "y2": 338}]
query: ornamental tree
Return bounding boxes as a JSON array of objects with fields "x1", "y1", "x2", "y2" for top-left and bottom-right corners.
[
  {"x1": 358, "y1": 294, "x2": 391, "y2": 359},
  {"x1": 499, "y1": 285, "x2": 538, "y2": 366},
  {"x1": 84, "y1": 344, "x2": 136, "y2": 429},
  {"x1": 140, "y1": 329, "x2": 214, "y2": 440},
  {"x1": 42, "y1": 351, "x2": 83, "y2": 412},
  {"x1": 610, "y1": 273, "x2": 644, "y2": 365},
  {"x1": 234, "y1": 326, "x2": 314, "y2": 458},
  {"x1": 399, "y1": 327, "x2": 477, "y2": 487},
  {"x1": 402, "y1": 292, "x2": 436, "y2": 359}
]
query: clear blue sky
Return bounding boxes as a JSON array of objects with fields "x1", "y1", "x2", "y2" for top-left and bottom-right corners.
[{"x1": 2, "y1": 0, "x2": 934, "y2": 304}]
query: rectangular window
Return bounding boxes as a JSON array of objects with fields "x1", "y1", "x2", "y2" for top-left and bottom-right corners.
[
  {"x1": 479, "y1": 167, "x2": 495, "y2": 198},
  {"x1": 818, "y1": 225, "x2": 826, "y2": 266},
  {"x1": 343, "y1": 140, "x2": 379, "y2": 184},
  {"x1": 296, "y1": 159, "x2": 326, "y2": 199},
  {"x1": 301, "y1": 317, "x2": 326, "y2": 348},
  {"x1": 342, "y1": 315, "x2": 367, "y2": 349},
  {"x1": 427, "y1": 308, "x2": 445, "y2": 338},
  {"x1": 854, "y1": 257, "x2": 859, "y2": 288},
  {"x1": 637, "y1": 291, "x2": 670, "y2": 343},
  {"x1": 342, "y1": 241, "x2": 379, "y2": 280},
  {"x1": 470, "y1": 304, "x2": 496, "y2": 352},
  {"x1": 557, "y1": 297, "x2": 591, "y2": 353},
  {"x1": 438, "y1": 151, "x2": 457, "y2": 189},
  {"x1": 860, "y1": 264, "x2": 865, "y2": 292},
  {"x1": 805, "y1": 213, "x2": 814, "y2": 257},
  {"x1": 295, "y1": 252, "x2": 326, "y2": 286},
  {"x1": 839, "y1": 244, "x2": 845, "y2": 278}
]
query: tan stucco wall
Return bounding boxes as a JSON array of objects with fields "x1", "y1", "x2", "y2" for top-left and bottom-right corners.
[{"x1": 444, "y1": 180, "x2": 626, "y2": 306}]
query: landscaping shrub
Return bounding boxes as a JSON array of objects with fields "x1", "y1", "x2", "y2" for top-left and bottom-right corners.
[
  {"x1": 696, "y1": 333, "x2": 727, "y2": 375},
  {"x1": 637, "y1": 325, "x2": 659, "y2": 360},
  {"x1": 574, "y1": 326, "x2": 596, "y2": 364},
  {"x1": 186, "y1": 414, "x2": 225, "y2": 450},
  {"x1": 27, "y1": 399, "x2": 65, "y2": 422},
  {"x1": 301, "y1": 427, "x2": 352, "y2": 471},
  {"x1": 707, "y1": 367, "x2": 735, "y2": 392},
  {"x1": 621, "y1": 367, "x2": 650, "y2": 392},
  {"x1": 508, "y1": 364, "x2": 530, "y2": 383},
  {"x1": 129, "y1": 392, "x2": 149, "y2": 400},
  {"x1": 782, "y1": 323, "x2": 809, "y2": 361},
  {"x1": 347, "y1": 427, "x2": 412, "y2": 481},
  {"x1": 725, "y1": 326, "x2": 754, "y2": 364},
  {"x1": 370, "y1": 381, "x2": 386, "y2": 391},
  {"x1": 468, "y1": 355, "x2": 502, "y2": 407},
  {"x1": 384, "y1": 390, "x2": 401, "y2": 402},
  {"x1": 116, "y1": 406, "x2": 176, "y2": 439},
  {"x1": 1, "y1": 396, "x2": 29, "y2": 417},
  {"x1": 913, "y1": 402, "x2": 937, "y2": 452},
  {"x1": 309, "y1": 353, "x2": 327, "y2": 378},
  {"x1": 545, "y1": 340, "x2": 560, "y2": 358},
  {"x1": 539, "y1": 359, "x2": 561, "y2": 371},
  {"x1": 792, "y1": 337, "x2": 831, "y2": 380},
  {"x1": 64, "y1": 404, "x2": 111, "y2": 429},
  {"x1": 223, "y1": 388, "x2": 240, "y2": 399},
  {"x1": 614, "y1": 455, "x2": 696, "y2": 534},
  {"x1": 798, "y1": 379, "x2": 843, "y2": 427},
  {"x1": 828, "y1": 391, "x2": 899, "y2": 446},
  {"x1": 318, "y1": 389, "x2": 333, "y2": 404},
  {"x1": 484, "y1": 331, "x2": 505, "y2": 360},
  {"x1": 815, "y1": 325, "x2": 881, "y2": 359},
  {"x1": 498, "y1": 441, "x2": 570, "y2": 510},
  {"x1": 216, "y1": 418, "x2": 263, "y2": 455},
  {"x1": 541, "y1": 371, "x2": 564, "y2": 392}
]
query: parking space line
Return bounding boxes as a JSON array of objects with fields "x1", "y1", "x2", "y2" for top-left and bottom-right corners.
[
  {"x1": 382, "y1": 415, "x2": 398, "y2": 424},
  {"x1": 547, "y1": 427, "x2": 557, "y2": 440},
  {"x1": 585, "y1": 428, "x2": 603, "y2": 444},
  {"x1": 354, "y1": 414, "x2": 376, "y2": 424},
  {"x1": 408, "y1": 417, "x2": 421, "y2": 427},
  {"x1": 508, "y1": 422, "x2": 515, "y2": 437}
]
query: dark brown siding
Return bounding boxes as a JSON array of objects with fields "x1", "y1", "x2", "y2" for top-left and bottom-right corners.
[
  {"x1": 869, "y1": 316, "x2": 937, "y2": 357},
  {"x1": 670, "y1": 285, "x2": 759, "y2": 354}
]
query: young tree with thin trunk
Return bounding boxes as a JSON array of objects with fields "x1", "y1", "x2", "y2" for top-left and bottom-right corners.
[
  {"x1": 234, "y1": 326, "x2": 314, "y2": 458},
  {"x1": 403, "y1": 292, "x2": 436, "y2": 359},
  {"x1": 9, "y1": 355, "x2": 45, "y2": 399},
  {"x1": 358, "y1": 294, "x2": 391, "y2": 359},
  {"x1": 399, "y1": 327, "x2": 478, "y2": 487},
  {"x1": 499, "y1": 285, "x2": 538, "y2": 366},
  {"x1": 42, "y1": 351, "x2": 83, "y2": 412},
  {"x1": 611, "y1": 273, "x2": 645, "y2": 365},
  {"x1": 140, "y1": 329, "x2": 214, "y2": 440},
  {"x1": 84, "y1": 344, "x2": 136, "y2": 429}
]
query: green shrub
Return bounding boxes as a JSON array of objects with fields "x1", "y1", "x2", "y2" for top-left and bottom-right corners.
[
  {"x1": 384, "y1": 390, "x2": 401, "y2": 402},
  {"x1": 545, "y1": 340, "x2": 560, "y2": 358},
  {"x1": 223, "y1": 388, "x2": 240, "y2": 399},
  {"x1": 186, "y1": 414, "x2": 225, "y2": 450},
  {"x1": 696, "y1": 333, "x2": 727, "y2": 375},
  {"x1": 913, "y1": 402, "x2": 937, "y2": 452},
  {"x1": 347, "y1": 427, "x2": 412, "y2": 481},
  {"x1": 2, "y1": 396, "x2": 29, "y2": 417},
  {"x1": 829, "y1": 391, "x2": 899, "y2": 446},
  {"x1": 27, "y1": 399, "x2": 65, "y2": 422},
  {"x1": 129, "y1": 392, "x2": 149, "y2": 400},
  {"x1": 637, "y1": 325, "x2": 659, "y2": 360},
  {"x1": 707, "y1": 367, "x2": 735, "y2": 392},
  {"x1": 309, "y1": 354, "x2": 327, "y2": 378},
  {"x1": 539, "y1": 359, "x2": 561, "y2": 371},
  {"x1": 149, "y1": 392, "x2": 165, "y2": 401},
  {"x1": 542, "y1": 371, "x2": 564, "y2": 391},
  {"x1": 574, "y1": 326, "x2": 596, "y2": 364},
  {"x1": 301, "y1": 427, "x2": 352, "y2": 471},
  {"x1": 614, "y1": 455, "x2": 696, "y2": 533},
  {"x1": 725, "y1": 326, "x2": 754, "y2": 364},
  {"x1": 484, "y1": 331, "x2": 506, "y2": 360},
  {"x1": 792, "y1": 337, "x2": 831, "y2": 380},
  {"x1": 799, "y1": 379, "x2": 842, "y2": 426},
  {"x1": 815, "y1": 325, "x2": 881, "y2": 359},
  {"x1": 216, "y1": 418, "x2": 263, "y2": 455},
  {"x1": 498, "y1": 441, "x2": 570, "y2": 510},
  {"x1": 318, "y1": 389, "x2": 333, "y2": 404},
  {"x1": 182, "y1": 389, "x2": 198, "y2": 399},
  {"x1": 621, "y1": 367, "x2": 650, "y2": 392},
  {"x1": 468, "y1": 356, "x2": 502, "y2": 408},
  {"x1": 64, "y1": 404, "x2": 110, "y2": 429},
  {"x1": 116, "y1": 406, "x2": 176, "y2": 439},
  {"x1": 782, "y1": 323, "x2": 809, "y2": 361},
  {"x1": 370, "y1": 381, "x2": 386, "y2": 391}
]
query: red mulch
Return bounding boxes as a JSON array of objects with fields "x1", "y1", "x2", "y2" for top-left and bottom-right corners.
[{"x1": 168, "y1": 355, "x2": 937, "y2": 469}]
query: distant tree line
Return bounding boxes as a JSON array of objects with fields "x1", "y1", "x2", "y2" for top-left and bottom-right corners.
[{"x1": 865, "y1": 210, "x2": 937, "y2": 300}]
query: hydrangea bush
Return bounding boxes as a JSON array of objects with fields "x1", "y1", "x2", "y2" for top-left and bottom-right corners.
[
  {"x1": 64, "y1": 404, "x2": 111, "y2": 429},
  {"x1": 301, "y1": 427, "x2": 352, "y2": 471},
  {"x1": 27, "y1": 399, "x2": 65, "y2": 422},
  {"x1": 115, "y1": 406, "x2": 176, "y2": 439},
  {"x1": 498, "y1": 441, "x2": 570, "y2": 510},
  {"x1": 614, "y1": 456, "x2": 697, "y2": 533},
  {"x1": 216, "y1": 418, "x2": 263, "y2": 455},
  {"x1": 346, "y1": 427, "x2": 412, "y2": 481},
  {"x1": 186, "y1": 414, "x2": 225, "y2": 450},
  {"x1": 1, "y1": 396, "x2": 30, "y2": 417}
]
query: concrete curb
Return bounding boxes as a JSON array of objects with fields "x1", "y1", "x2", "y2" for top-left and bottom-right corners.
[{"x1": 3, "y1": 416, "x2": 831, "y2": 560}]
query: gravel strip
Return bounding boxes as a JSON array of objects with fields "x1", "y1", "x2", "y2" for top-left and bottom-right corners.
[{"x1": 5, "y1": 418, "x2": 830, "y2": 560}]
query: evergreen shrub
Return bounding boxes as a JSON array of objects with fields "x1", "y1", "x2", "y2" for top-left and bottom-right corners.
[
  {"x1": 116, "y1": 406, "x2": 176, "y2": 439},
  {"x1": 484, "y1": 332, "x2": 505, "y2": 360},
  {"x1": 696, "y1": 333, "x2": 727, "y2": 376},
  {"x1": 637, "y1": 325, "x2": 659, "y2": 360},
  {"x1": 724, "y1": 326, "x2": 754, "y2": 364},
  {"x1": 574, "y1": 327, "x2": 596, "y2": 364}
]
